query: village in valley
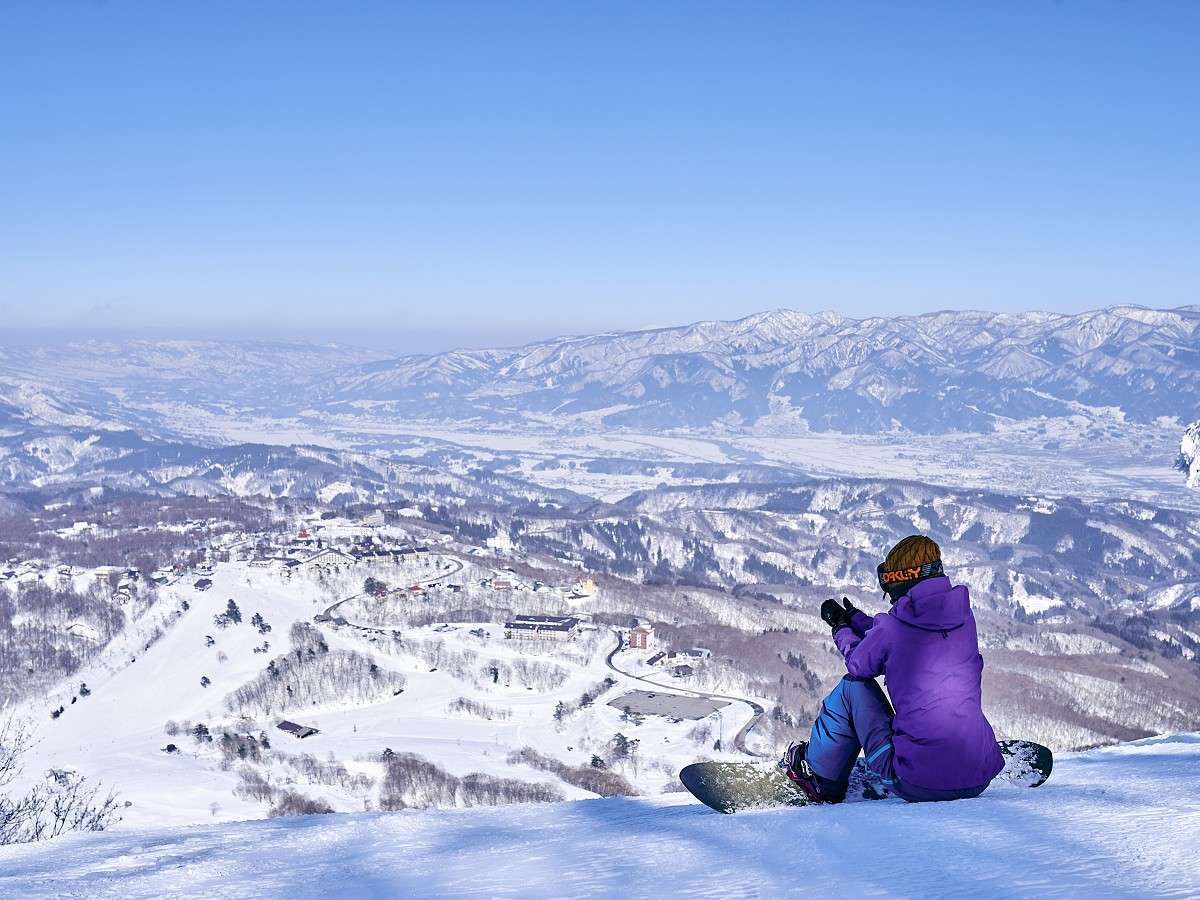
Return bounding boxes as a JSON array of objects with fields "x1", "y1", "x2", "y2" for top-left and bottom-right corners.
[{"x1": 0, "y1": 497, "x2": 756, "y2": 827}]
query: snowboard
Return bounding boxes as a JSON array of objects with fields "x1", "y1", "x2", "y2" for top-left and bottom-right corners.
[{"x1": 679, "y1": 739, "x2": 1053, "y2": 814}]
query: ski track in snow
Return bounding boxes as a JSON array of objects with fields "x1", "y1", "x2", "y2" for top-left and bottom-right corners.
[{"x1": 2, "y1": 735, "x2": 1199, "y2": 899}]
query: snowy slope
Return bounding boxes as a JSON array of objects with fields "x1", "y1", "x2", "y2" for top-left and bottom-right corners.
[
  {"x1": 10, "y1": 552, "x2": 756, "y2": 829},
  {"x1": 2, "y1": 734, "x2": 1198, "y2": 898}
]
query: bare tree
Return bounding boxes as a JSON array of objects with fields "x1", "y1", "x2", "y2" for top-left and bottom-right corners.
[
  {"x1": 0, "y1": 717, "x2": 121, "y2": 845},
  {"x1": 506, "y1": 746, "x2": 637, "y2": 797},
  {"x1": 269, "y1": 790, "x2": 334, "y2": 817}
]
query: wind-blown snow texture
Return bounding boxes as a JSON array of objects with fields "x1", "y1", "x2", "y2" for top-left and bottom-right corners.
[{"x1": 2, "y1": 734, "x2": 1198, "y2": 899}]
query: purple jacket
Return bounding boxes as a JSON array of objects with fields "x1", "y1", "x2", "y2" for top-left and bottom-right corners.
[{"x1": 834, "y1": 576, "x2": 1004, "y2": 791}]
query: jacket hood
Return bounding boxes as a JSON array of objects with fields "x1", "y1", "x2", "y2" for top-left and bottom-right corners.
[{"x1": 891, "y1": 576, "x2": 969, "y2": 631}]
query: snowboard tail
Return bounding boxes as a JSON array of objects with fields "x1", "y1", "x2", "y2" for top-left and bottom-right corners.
[
  {"x1": 995, "y1": 738, "x2": 1053, "y2": 788},
  {"x1": 679, "y1": 739, "x2": 1053, "y2": 814}
]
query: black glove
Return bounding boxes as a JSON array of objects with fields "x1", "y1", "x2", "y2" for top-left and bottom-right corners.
[
  {"x1": 820, "y1": 597, "x2": 854, "y2": 633},
  {"x1": 840, "y1": 597, "x2": 861, "y2": 621}
]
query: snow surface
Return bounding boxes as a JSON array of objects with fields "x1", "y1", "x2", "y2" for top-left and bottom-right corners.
[{"x1": 2, "y1": 734, "x2": 1198, "y2": 898}]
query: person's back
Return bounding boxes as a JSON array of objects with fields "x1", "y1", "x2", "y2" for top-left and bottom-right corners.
[
  {"x1": 865, "y1": 575, "x2": 1003, "y2": 792},
  {"x1": 783, "y1": 534, "x2": 1004, "y2": 803}
]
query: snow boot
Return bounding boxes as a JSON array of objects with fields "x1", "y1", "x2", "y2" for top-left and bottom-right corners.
[{"x1": 779, "y1": 742, "x2": 846, "y2": 804}]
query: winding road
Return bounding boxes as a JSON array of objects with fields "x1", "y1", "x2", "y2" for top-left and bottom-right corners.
[
  {"x1": 317, "y1": 561, "x2": 770, "y2": 759},
  {"x1": 604, "y1": 632, "x2": 769, "y2": 758}
]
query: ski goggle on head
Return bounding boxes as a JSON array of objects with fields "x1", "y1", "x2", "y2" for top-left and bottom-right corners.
[{"x1": 877, "y1": 558, "x2": 944, "y2": 593}]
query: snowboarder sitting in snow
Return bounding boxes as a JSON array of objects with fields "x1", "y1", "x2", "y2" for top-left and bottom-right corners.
[{"x1": 782, "y1": 535, "x2": 1004, "y2": 803}]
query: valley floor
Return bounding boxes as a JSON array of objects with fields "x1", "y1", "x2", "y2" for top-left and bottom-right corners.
[{"x1": 2, "y1": 734, "x2": 1198, "y2": 899}]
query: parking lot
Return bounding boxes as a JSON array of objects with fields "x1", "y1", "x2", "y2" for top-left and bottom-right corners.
[{"x1": 607, "y1": 690, "x2": 729, "y2": 720}]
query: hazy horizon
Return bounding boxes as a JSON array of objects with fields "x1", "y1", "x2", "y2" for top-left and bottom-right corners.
[{"x1": 2, "y1": 300, "x2": 1197, "y2": 356}]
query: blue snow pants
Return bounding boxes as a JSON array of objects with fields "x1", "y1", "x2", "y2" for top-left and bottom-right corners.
[{"x1": 806, "y1": 675, "x2": 990, "y2": 803}]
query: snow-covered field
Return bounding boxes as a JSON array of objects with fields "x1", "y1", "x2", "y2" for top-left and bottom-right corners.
[
  {"x1": 79, "y1": 394, "x2": 1197, "y2": 509},
  {"x1": 2, "y1": 734, "x2": 1197, "y2": 899},
  {"x1": 397, "y1": 424, "x2": 1197, "y2": 509}
]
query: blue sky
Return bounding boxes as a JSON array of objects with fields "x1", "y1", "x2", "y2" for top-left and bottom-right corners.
[{"x1": 1, "y1": 2, "x2": 1197, "y2": 350}]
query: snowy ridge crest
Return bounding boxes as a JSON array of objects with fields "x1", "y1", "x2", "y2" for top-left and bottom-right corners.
[{"x1": 1180, "y1": 421, "x2": 1200, "y2": 488}]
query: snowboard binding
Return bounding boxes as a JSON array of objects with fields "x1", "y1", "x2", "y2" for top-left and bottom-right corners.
[{"x1": 779, "y1": 742, "x2": 845, "y2": 804}]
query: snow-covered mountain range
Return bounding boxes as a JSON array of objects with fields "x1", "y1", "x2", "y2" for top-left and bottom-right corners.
[
  {"x1": 0, "y1": 339, "x2": 387, "y2": 434},
  {"x1": 0, "y1": 430, "x2": 551, "y2": 507},
  {"x1": 316, "y1": 305, "x2": 1200, "y2": 432},
  {"x1": 3, "y1": 305, "x2": 1199, "y2": 436}
]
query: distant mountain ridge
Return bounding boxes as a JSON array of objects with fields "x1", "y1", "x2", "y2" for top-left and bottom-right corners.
[
  {"x1": 317, "y1": 305, "x2": 1200, "y2": 432},
  {"x1": 0, "y1": 429, "x2": 584, "y2": 510},
  {"x1": 2, "y1": 305, "x2": 1198, "y2": 435},
  {"x1": 0, "y1": 339, "x2": 388, "y2": 428}
]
